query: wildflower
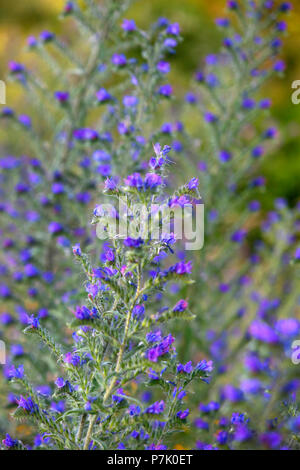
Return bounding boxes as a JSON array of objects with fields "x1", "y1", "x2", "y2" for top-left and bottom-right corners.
[
  {"x1": 123, "y1": 95, "x2": 139, "y2": 107},
  {"x1": 96, "y1": 88, "x2": 112, "y2": 103},
  {"x1": 48, "y1": 221, "x2": 64, "y2": 234},
  {"x1": 8, "y1": 364, "x2": 24, "y2": 380},
  {"x1": 27, "y1": 315, "x2": 40, "y2": 329},
  {"x1": 177, "y1": 361, "x2": 193, "y2": 374},
  {"x1": 145, "y1": 400, "x2": 165, "y2": 415},
  {"x1": 166, "y1": 23, "x2": 180, "y2": 36},
  {"x1": 9, "y1": 62, "x2": 25, "y2": 74},
  {"x1": 219, "y1": 150, "x2": 232, "y2": 162},
  {"x1": 63, "y1": 352, "x2": 81, "y2": 367},
  {"x1": 177, "y1": 409, "x2": 189, "y2": 419},
  {"x1": 132, "y1": 304, "x2": 145, "y2": 320},
  {"x1": 111, "y1": 53, "x2": 127, "y2": 67},
  {"x1": 259, "y1": 432, "x2": 281, "y2": 449},
  {"x1": 227, "y1": 1, "x2": 238, "y2": 9},
  {"x1": 173, "y1": 299, "x2": 188, "y2": 312},
  {"x1": 2, "y1": 434, "x2": 18, "y2": 448},
  {"x1": 40, "y1": 31, "x2": 55, "y2": 42},
  {"x1": 63, "y1": 2, "x2": 75, "y2": 14},
  {"x1": 146, "y1": 331, "x2": 162, "y2": 343},
  {"x1": 54, "y1": 91, "x2": 69, "y2": 103},
  {"x1": 195, "y1": 360, "x2": 214, "y2": 373},
  {"x1": 122, "y1": 19, "x2": 136, "y2": 32},
  {"x1": 55, "y1": 377, "x2": 65, "y2": 388},
  {"x1": 17, "y1": 396, "x2": 38, "y2": 414},
  {"x1": 157, "y1": 61, "x2": 170, "y2": 74},
  {"x1": 123, "y1": 237, "x2": 144, "y2": 248},
  {"x1": 216, "y1": 430, "x2": 228, "y2": 445},
  {"x1": 112, "y1": 388, "x2": 125, "y2": 403},
  {"x1": 72, "y1": 244, "x2": 82, "y2": 257},
  {"x1": 248, "y1": 320, "x2": 278, "y2": 344},
  {"x1": 158, "y1": 84, "x2": 173, "y2": 97},
  {"x1": 144, "y1": 173, "x2": 162, "y2": 189}
]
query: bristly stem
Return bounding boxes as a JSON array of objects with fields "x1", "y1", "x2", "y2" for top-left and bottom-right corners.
[{"x1": 83, "y1": 265, "x2": 141, "y2": 450}]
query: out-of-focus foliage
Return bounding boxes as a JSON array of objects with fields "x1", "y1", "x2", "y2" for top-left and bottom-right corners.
[{"x1": 0, "y1": 0, "x2": 300, "y2": 204}]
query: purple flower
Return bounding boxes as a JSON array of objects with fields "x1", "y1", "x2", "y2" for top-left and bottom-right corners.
[
  {"x1": 177, "y1": 361, "x2": 193, "y2": 374},
  {"x1": 174, "y1": 261, "x2": 193, "y2": 275},
  {"x1": 259, "y1": 432, "x2": 281, "y2": 449},
  {"x1": 122, "y1": 19, "x2": 136, "y2": 32},
  {"x1": 8, "y1": 364, "x2": 24, "y2": 380},
  {"x1": 227, "y1": 1, "x2": 238, "y2": 9},
  {"x1": 63, "y1": 1, "x2": 75, "y2": 14},
  {"x1": 195, "y1": 360, "x2": 214, "y2": 373},
  {"x1": 146, "y1": 334, "x2": 174, "y2": 362},
  {"x1": 144, "y1": 173, "x2": 162, "y2": 189},
  {"x1": 54, "y1": 91, "x2": 69, "y2": 103},
  {"x1": 146, "y1": 330, "x2": 162, "y2": 343},
  {"x1": 166, "y1": 22, "x2": 180, "y2": 36},
  {"x1": 206, "y1": 73, "x2": 219, "y2": 87},
  {"x1": 173, "y1": 299, "x2": 188, "y2": 312},
  {"x1": 280, "y1": 2, "x2": 292, "y2": 12},
  {"x1": 40, "y1": 30, "x2": 55, "y2": 42},
  {"x1": 123, "y1": 95, "x2": 139, "y2": 107},
  {"x1": 177, "y1": 409, "x2": 189, "y2": 419},
  {"x1": 219, "y1": 150, "x2": 232, "y2": 162},
  {"x1": 17, "y1": 396, "x2": 38, "y2": 414},
  {"x1": 220, "y1": 384, "x2": 244, "y2": 403},
  {"x1": 124, "y1": 172, "x2": 143, "y2": 188},
  {"x1": 123, "y1": 237, "x2": 144, "y2": 248},
  {"x1": 27, "y1": 315, "x2": 40, "y2": 329},
  {"x1": 276, "y1": 21, "x2": 287, "y2": 32},
  {"x1": 187, "y1": 177, "x2": 199, "y2": 190},
  {"x1": 164, "y1": 38, "x2": 177, "y2": 50},
  {"x1": 9, "y1": 62, "x2": 25, "y2": 74},
  {"x1": 132, "y1": 304, "x2": 145, "y2": 320},
  {"x1": 73, "y1": 128, "x2": 99, "y2": 141},
  {"x1": 145, "y1": 400, "x2": 165, "y2": 414},
  {"x1": 72, "y1": 243, "x2": 82, "y2": 257},
  {"x1": 275, "y1": 318, "x2": 300, "y2": 337},
  {"x1": 19, "y1": 115, "x2": 31, "y2": 127},
  {"x1": 64, "y1": 352, "x2": 81, "y2": 367},
  {"x1": 111, "y1": 53, "x2": 127, "y2": 67},
  {"x1": 104, "y1": 178, "x2": 118, "y2": 191},
  {"x1": 96, "y1": 88, "x2": 112, "y2": 103},
  {"x1": 55, "y1": 377, "x2": 65, "y2": 388},
  {"x1": 112, "y1": 388, "x2": 125, "y2": 403},
  {"x1": 249, "y1": 320, "x2": 278, "y2": 344},
  {"x1": 242, "y1": 97, "x2": 256, "y2": 109},
  {"x1": 216, "y1": 18, "x2": 230, "y2": 27},
  {"x1": 158, "y1": 84, "x2": 173, "y2": 97},
  {"x1": 231, "y1": 229, "x2": 247, "y2": 243},
  {"x1": 2, "y1": 434, "x2": 18, "y2": 448},
  {"x1": 216, "y1": 430, "x2": 228, "y2": 445},
  {"x1": 157, "y1": 61, "x2": 170, "y2": 74},
  {"x1": 273, "y1": 60, "x2": 286, "y2": 73},
  {"x1": 48, "y1": 221, "x2": 64, "y2": 234}
]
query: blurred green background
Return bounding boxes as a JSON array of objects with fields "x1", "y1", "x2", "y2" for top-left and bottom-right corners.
[{"x1": 0, "y1": 0, "x2": 299, "y2": 204}]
